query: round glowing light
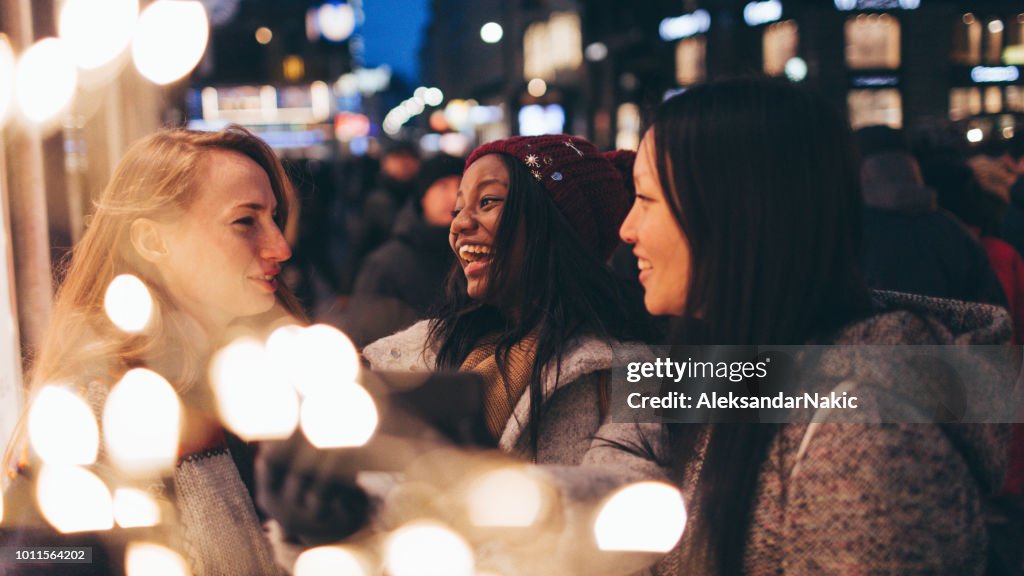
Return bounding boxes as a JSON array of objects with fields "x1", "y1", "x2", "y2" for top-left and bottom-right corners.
[
  {"x1": 480, "y1": 22, "x2": 503, "y2": 44},
  {"x1": 58, "y1": 0, "x2": 139, "y2": 70},
  {"x1": 527, "y1": 78, "x2": 547, "y2": 98},
  {"x1": 585, "y1": 42, "x2": 608, "y2": 62},
  {"x1": 967, "y1": 128, "x2": 984, "y2": 143},
  {"x1": 255, "y1": 27, "x2": 273, "y2": 44},
  {"x1": 424, "y1": 87, "x2": 444, "y2": 107},
  {"x1": 0, "y1": 36, "x2": 15, "y2": 125},
  {"x1": 784, "y1": 57, "x2": 808, "y2": 82},
  {"x1": 964, "y1": 13, "x2": 976, "y2": 25},
  {"x1": 212, "y1": 337, "x2": 300, "y2": 440},
  {"x1": 267, "y1": 323, "x2": 360, "y2": 398},
  {"x1": 385, "y1": 521, "x2": 474, "y2": 576},
  {"x1": 104, "y1": 274, "x2": 153, "y2": 333},
  {"x1": 403, "y1": 99, "x2": 425, "y2": 116},
  {"x1": 318, "y1": 2, "x2": 356, "y2": 42},
  {"x1": 989, "y1": 20, "x2": 1005, "y2": 34},
  {"x1": 113, "y1": 488, "x2": 161, "y2": 528},
  {"x1": 594, "y1": 481, "x2": 686, "y2": 553},
  {"x1": 466, "y1": 468, "x2": 544, "y2": 527},
  {"x1": 132, "y1": 0, "x2": 209, "y2": 85},
  {"x1": 103, "y1": 368, "x2": 181, "y2": 475},
  {"x1": 295, "y1": 546, "x2": 369, "y2": 576},
  {"x1": 125, "y1": 542, "x2": 189, "y2": 576},
  {"x1": 300, "y1": 384, "x2": 378, "y2": 448},
  {"x1": 14, "y1": 38, "x2": 79, "y2": 124},
  {"x1": 36, "y1": 465, "x2": 114, "y2": 533},
  {"x1": 28, "y1": 385, "x2": 99, "y2": 466},
  {"x1": 414, "y1": 86, "x2": 428, "y2": 104}
]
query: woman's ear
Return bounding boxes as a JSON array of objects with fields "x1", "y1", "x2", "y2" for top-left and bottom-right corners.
[{"x1": 129, "y1": 218, "x2": 168, "y2": 263}]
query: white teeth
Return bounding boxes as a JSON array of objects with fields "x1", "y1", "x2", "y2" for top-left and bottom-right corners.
[
  {"x1": 637, "y1": 260, "x2": 652, "y2": 271},
  {"x1": 459, "y1": 244, "x2": 493, "y2": 261}
]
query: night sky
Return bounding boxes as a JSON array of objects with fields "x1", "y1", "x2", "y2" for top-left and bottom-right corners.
[{"x1": 359, "y1": 0, "x2": 429, "y2": 85}]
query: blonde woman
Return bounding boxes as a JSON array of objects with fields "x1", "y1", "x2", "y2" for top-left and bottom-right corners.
[{"x1": 5, "y1": 127, "x2": 303, "y2": 575}]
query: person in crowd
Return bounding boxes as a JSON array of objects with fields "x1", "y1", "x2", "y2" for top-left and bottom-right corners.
[
  {"x1": 857, "y1": 125, "x2": 1006, "y2": 305},
  {"x1": 339, "y1": 140, "x2": 422, "y2": 293},
  {"x1": 3, "y1": 126, "x2": 303, "y2": 575},
  {"x1": 363, "y1": 135, "x2": 652, "y2": 456},
  {"x1": 998, "y1": 136, "x2": 1024, "y2": 259},
  {"x1": 333, "y1": 153, "x2": 464, "y2": 347},
  {"x1": 619, "y1": 78, "x2": 1011, "y2": 574}
]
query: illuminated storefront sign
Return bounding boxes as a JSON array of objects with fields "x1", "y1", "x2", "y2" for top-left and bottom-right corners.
[
  {"x1": 523, "y1": 12, "x2": 582, "y2": 81},
  {"x1": 744, "y1": 1, "x2": 782, "y2": 27},
  {"x1": 834, "y1": 0, "x2": 919, "y2": 10},
  {"x1": 970, "y1": 66, "x2": 1021, "y2": 83},
  {"x1": 852, "y1": 74, "x2": 900, "y2": 87},
  {"x1": 660, "y1": 10, "x2": 711, "y2": 41}
]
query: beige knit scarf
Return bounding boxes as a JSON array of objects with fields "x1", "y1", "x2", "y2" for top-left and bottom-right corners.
[{"x1": 459, "y1": 333, "x2": 539, "y2": 440}]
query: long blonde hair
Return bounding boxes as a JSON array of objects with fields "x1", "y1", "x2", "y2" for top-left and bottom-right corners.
[{"x1": 5, "y1": 126, "x2": 306, "y2": 473}]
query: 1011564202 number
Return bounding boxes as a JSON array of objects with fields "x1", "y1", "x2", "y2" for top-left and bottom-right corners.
[{"x1": 15, "y1": 549, "x2": 86, "y2": 560}]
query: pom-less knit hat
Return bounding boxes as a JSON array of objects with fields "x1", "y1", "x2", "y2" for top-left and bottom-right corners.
[{"x1": 465, "y1": 135, "x2": 634, "y2": 261}]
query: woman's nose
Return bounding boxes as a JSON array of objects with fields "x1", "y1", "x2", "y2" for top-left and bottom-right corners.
[
  {"x1": 619, "y1": 204, "x2": 638, "y2": 244},
  {"x1": 449, "y1": 207, "x2": 473, "y2": 235},
  {"x1": 263, "y1": 226, "x2": 292, "y2": 262}
]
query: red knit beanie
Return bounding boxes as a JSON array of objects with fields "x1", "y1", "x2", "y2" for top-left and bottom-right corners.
[{"x1": 465, "y1": 135, "x2": 635, "y2": 262}]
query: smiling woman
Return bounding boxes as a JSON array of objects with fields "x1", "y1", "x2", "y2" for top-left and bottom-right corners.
[{"x1": 3, "y1": 126, "x2": 305, "y2": 575}]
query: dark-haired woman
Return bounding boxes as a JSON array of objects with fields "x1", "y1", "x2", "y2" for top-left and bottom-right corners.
[
  {"x1": 364, "y1": 135, "x2": 653, "y2": 460},
  {"x1": 620, "y1": 78, "x2": 1012, "y2": 574}
]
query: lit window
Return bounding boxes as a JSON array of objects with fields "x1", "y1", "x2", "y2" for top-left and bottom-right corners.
[
  {"x1": 763, "y1": 20, "x2": 798, "y2": 76},
  {"x1": 845, "y1": 14, "x2": 900, "y2": 69},
  {"x1": 1006, "y1": 85, "x2": 1024, "y2": 111},
  {"x1": 675, "y1": 36, "x2": 706, "y2": 86},
  {"x1": 952, "y1": 14, "x2": 982, "y2": 64},
  {"x1": 985, "y1": 85, "x2": 1003, "y2": 113},
  {"x1": 848, "y1": 88, "x2": 902, "y2": 129},
  {"x1": 949, "y1": 87, "x2": 982, "y2": 121},
  {"x1": 523, "y1": 12, "x2": 582, "y2": 82},
  {"x1": 986, "y1": 19, "x2": 1005, "y2": 64},
  {"x1": 615, "y1": 103, "x2": 641, "y2": 151}
]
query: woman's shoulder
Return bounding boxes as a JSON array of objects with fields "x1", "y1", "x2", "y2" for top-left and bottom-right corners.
[
  {"x1": 362, "y1": 319, "x2": 437, "y2": 371},
  {"x1": 831, "y1": 290, "x2": 1011, "y2": 345}
]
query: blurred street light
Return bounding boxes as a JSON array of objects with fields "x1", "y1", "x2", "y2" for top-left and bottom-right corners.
[
  {"x1": 480, "y1": 22, "x2": 503, "y2": 44},
  {"x1": 58, "y1": 0, "x2": 139, "y2": 70},
  {"x1": 132, "y1": 0, "x2": 209, "y2": 85},
  {"x1": 14, "y1": 38, "x2": 78, "y2": 124},
  {"x1": 255, "y1": 27, "x2": 273, "y2": 45},
  {"x1": 527, "y1": 78, "x2": 547, "y2": 98}
]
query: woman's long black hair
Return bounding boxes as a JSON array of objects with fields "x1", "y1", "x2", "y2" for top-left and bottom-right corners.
[
  {"x1": 655, "y1": 78, "x2": 872, "y2": 575},
  {"x1": 428, "y1": 154, "x2": 651, "y2": 454}
]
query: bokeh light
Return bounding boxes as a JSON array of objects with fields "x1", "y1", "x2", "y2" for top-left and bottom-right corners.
[
  {"x1": 480, "y1": 22, "x2": 503, "y2": 44},
  {"x1": 294, "y1": 546, "x2": 369, "y2": 576},
  {"x1": 103, "y1": 368, "x2": 181, "y2": 475},
  {"x1": 211, "y1": 337, "x2": 300, "y2": 440},
  {"x1": 527, "y1": 78, "x2": 547, "y2": 98},
  {"x1": 14, "y1": 38, "x2": 79, "y2": 124},
  {"x1": 424, "y1": 87, "x2": 444, "y2": 107},
  {"x1": 967, "y1": 128, "x2": 984, "y2": 143},
  {"x1": 58, "y1": 0, "x2": 139, "y2": 70},
  {"x1": 132, "y1": 0, "x2": 209, "y2": 85},
  {"x1": 594, "y1": 481, "x2": 686, "y2": 553},
  {"x1": 318, "y1": 3, "x2": 356, "y2": 42},
  {"x1": 113, "y1": 488, "x2": 162, "y2": 528},
  {"x1": 0, "y1": 35, "x2": 15, "y2": 125},
  {"x1": 125, "y1": 542, "x2": 189, "y2": 576},
  {"x1": 255, "y1": 27, "x2": 273, "y2": 45},
  {"x1": 466, "y1": 468, "x2": 544, "y2": 528},
  {"x1": 385, "y1": 521, "x2": 474, "y2": 576},
  {"x1": 104, "y1": 274, "x2": 154, "y2": 333},
  {"x1": 266, "y1": 323, "x2": 360, "y2": 398},
  {"x1": 36, "y1": 465, "x2": 114, "y2": 533},
  {"x1": 28, "y1": 385, "x2": 99, "y2": 466},
  {"x1": 300, "y1": 384, "x2": 378, "y2": 448}
]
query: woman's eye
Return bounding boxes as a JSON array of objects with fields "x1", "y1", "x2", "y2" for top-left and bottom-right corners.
[
  {"x1": 233, "y1": 217, "x2": 256, "y2": 227},
  {"x1": 480, "y1": 197, "x2": 503, "y2": 208}
]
